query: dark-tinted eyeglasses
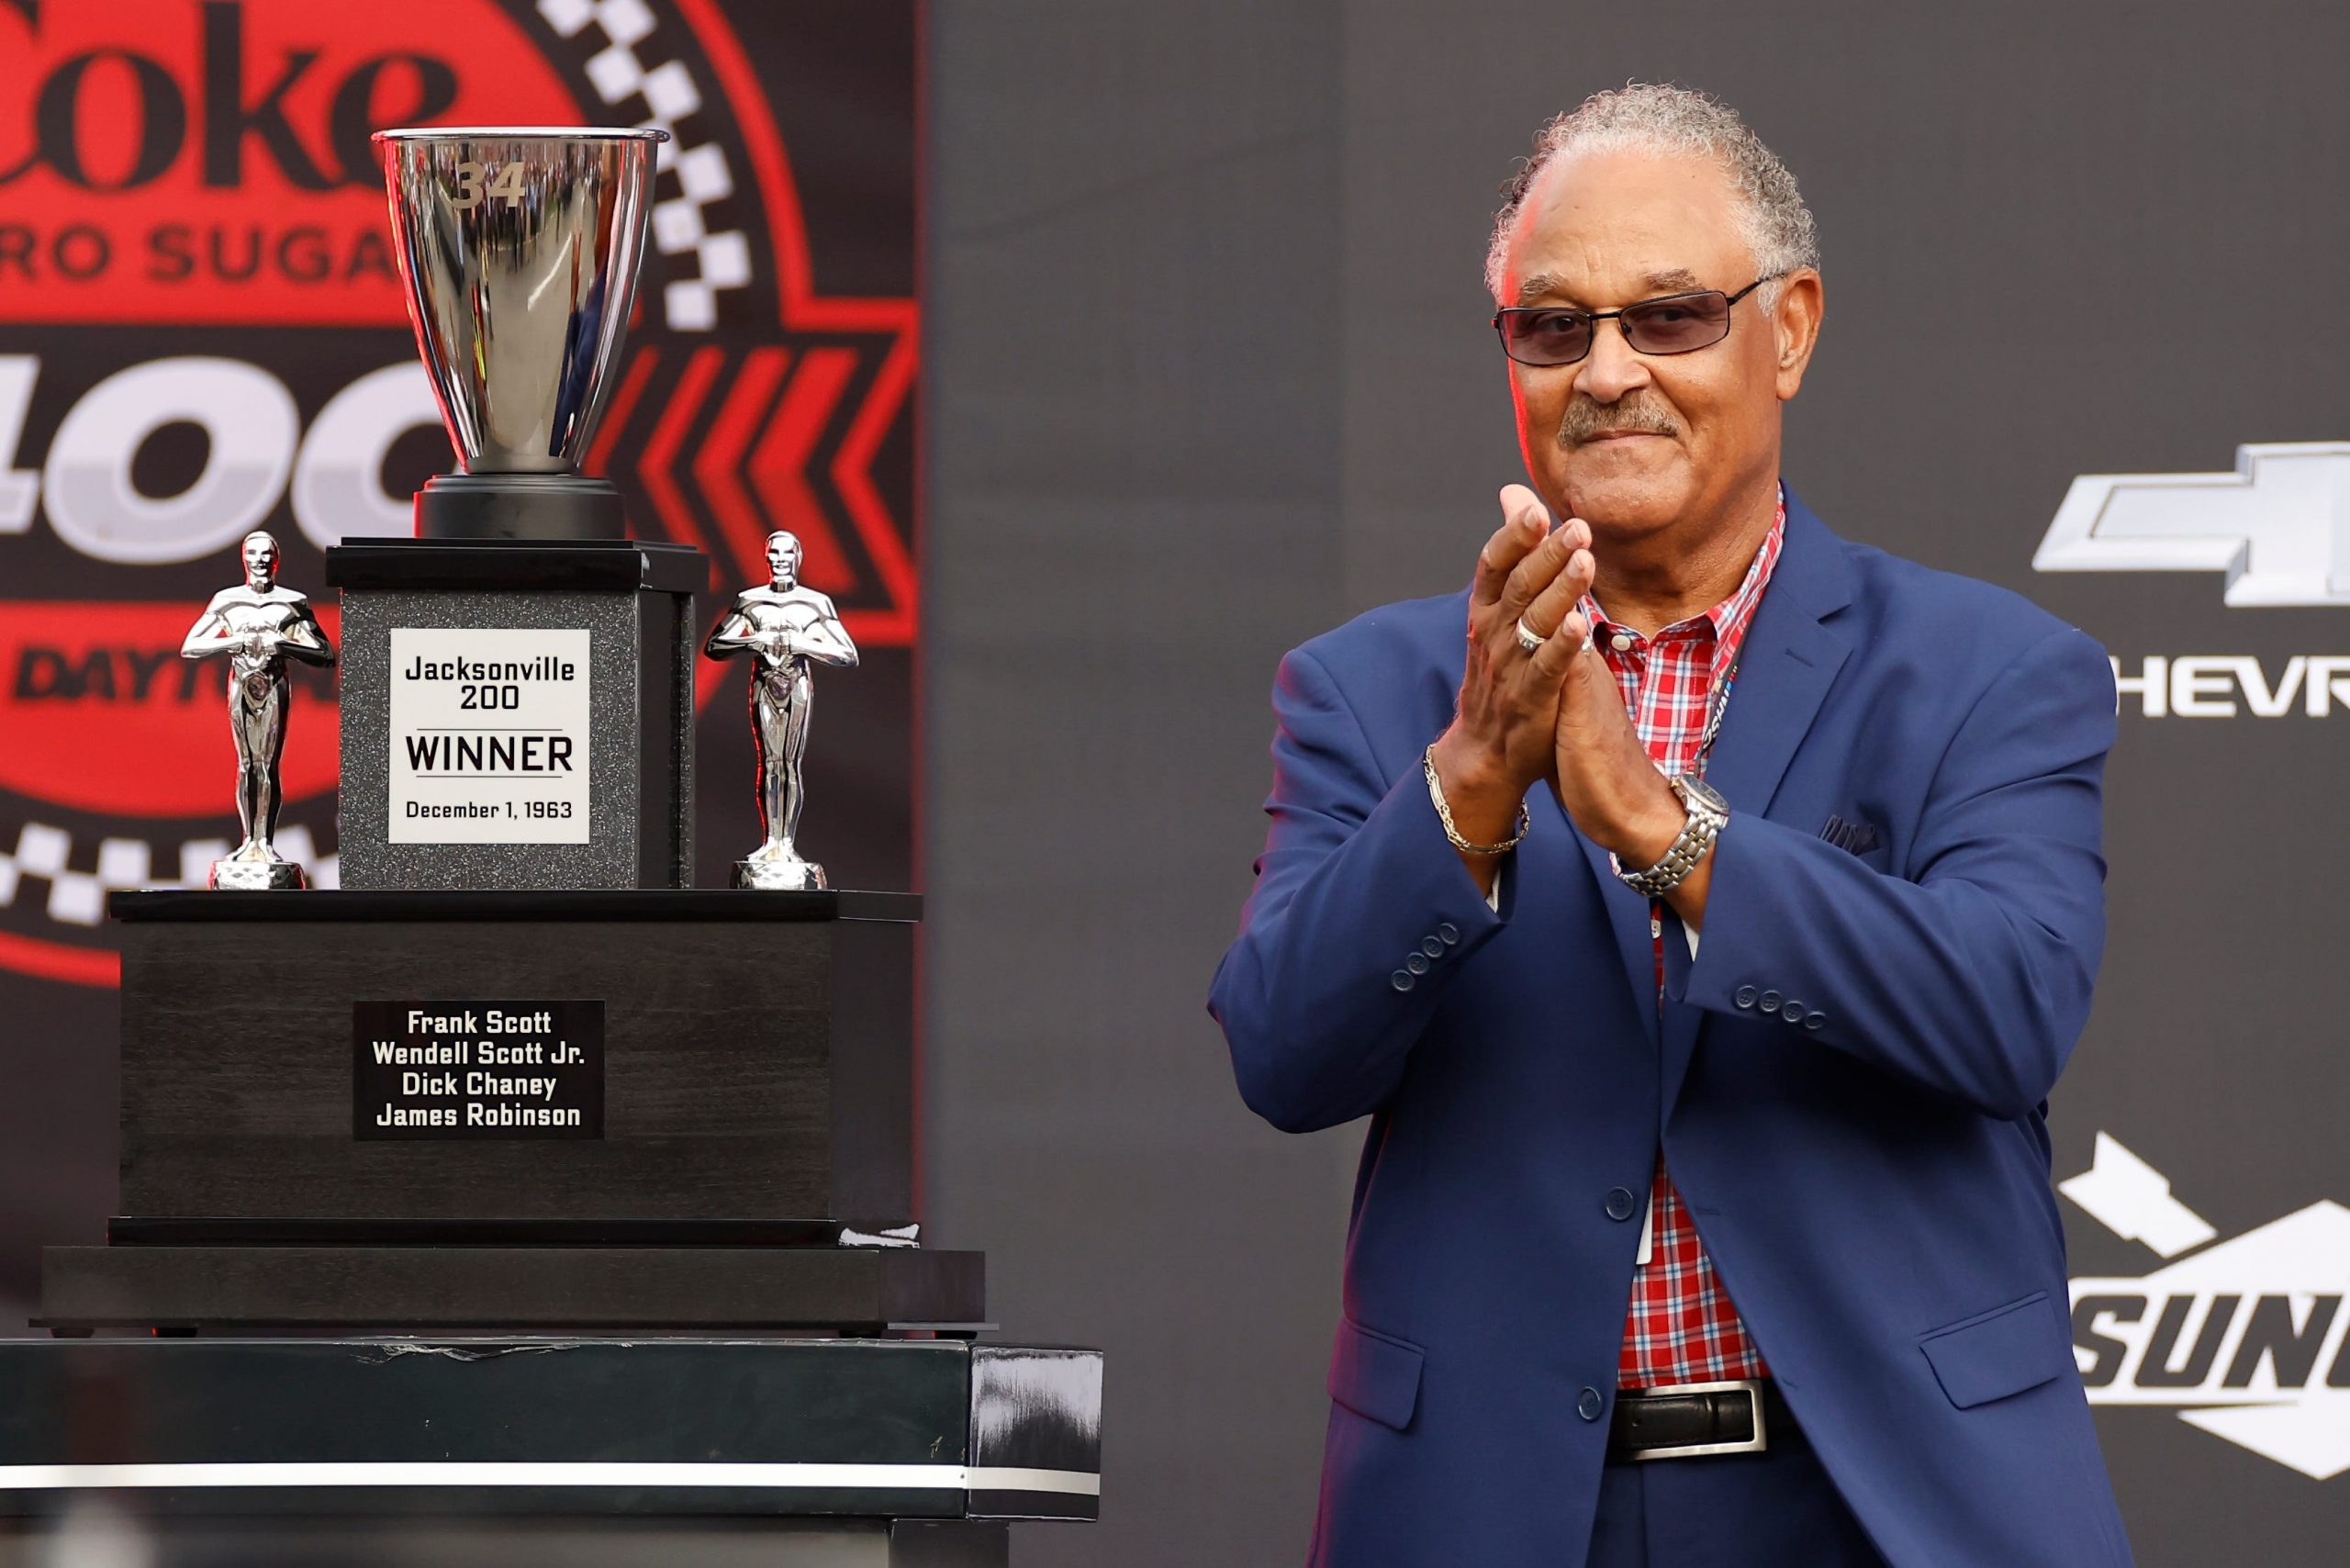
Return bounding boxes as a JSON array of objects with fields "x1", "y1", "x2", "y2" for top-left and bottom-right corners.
[{"x1": 1492, "y1": 274, "x2": 1784, "y2": 367}]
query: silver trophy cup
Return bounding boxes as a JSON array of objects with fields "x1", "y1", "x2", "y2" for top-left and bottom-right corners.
[{"x1": 375, "y1": 127, "x2": 667, "y2": 540}]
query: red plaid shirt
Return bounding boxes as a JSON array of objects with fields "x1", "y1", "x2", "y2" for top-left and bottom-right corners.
[{"x1": 1583, "y1": 489, "x2": 1785, "y2": 1390}]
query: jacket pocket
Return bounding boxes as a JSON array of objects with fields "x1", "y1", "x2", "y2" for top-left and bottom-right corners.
[
  {"x1": 1918, "y1": 1291, "x2": 2073, "y2": 1409},
  {"x1": 1327, "y1": 1315, "x2": 1425, "y2": 1431}
]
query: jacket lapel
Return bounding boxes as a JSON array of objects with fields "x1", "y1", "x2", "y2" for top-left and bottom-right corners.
[
  {"x1": 1573, "y1": 806, "x2": 1665, "y2": 1049},
  {"x1": 1656, "y1": 492, "x2": 1855, "y2": 1114}
]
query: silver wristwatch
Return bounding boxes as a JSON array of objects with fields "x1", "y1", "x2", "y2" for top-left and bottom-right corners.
[{"x1": 1617, "y1": 774, "x2": 1729, "y2": 898}]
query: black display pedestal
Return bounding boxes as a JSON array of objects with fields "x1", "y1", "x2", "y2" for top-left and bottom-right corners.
[
  {"x1": 1, "y1": 1521, "x2": 1010, "y2": 1568},
  {"x1": 23, "y1": 883, "x2": 1100, "y2": 1558},
  {"x1": 37, "y1": 1244, "x2": 984, "y2": 1335},
  {"x1": 0, "y1": 1338, "x2": 1102, "y2": 1566}
]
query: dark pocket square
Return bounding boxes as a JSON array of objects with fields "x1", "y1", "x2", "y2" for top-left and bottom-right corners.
[{"x1": 1820, "y1": 814, "x2": 1881, "y2": 857}]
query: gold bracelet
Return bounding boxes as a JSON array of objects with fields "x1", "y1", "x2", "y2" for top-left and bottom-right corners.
[{"x1": 1422, "y1": 745, "x2": 1529, "y2": 856}]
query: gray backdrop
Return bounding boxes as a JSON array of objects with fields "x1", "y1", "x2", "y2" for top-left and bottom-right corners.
[{"x1": 926, "y1": 3, "x2": 2350, "y2": 1564}]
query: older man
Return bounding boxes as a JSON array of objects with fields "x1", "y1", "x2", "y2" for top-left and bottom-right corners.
[{"x1": 1209, "y1": 86, "x2": 2132, "y2": 1567}]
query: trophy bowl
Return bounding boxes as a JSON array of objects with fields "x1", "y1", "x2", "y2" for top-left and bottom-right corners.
[{"x1": 375, "y1": 127, "x2": 668, "y2": 540}]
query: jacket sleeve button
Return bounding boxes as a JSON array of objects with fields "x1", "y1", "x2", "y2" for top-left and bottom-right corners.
[
  {"x1": 1805, "y1": 1011, "x2": 1826, "y2": 1030},
  {"x1": 1781, "y1": 1000, "x2": 1806, "y2": 1023},
  {"x1": 1421, "y1": 935, "x2": 1445, "y2": 958},
  {"x1": 1732, "y1": 985, "x2": 1758, "y2": 1009},
  {"x1": 1437, "y1": 923, "x2": 1460, "y2": 945},
  {"x1": 1390, "y1": 969, "x2": 1416, "y2": 992},
  {"x1": 1758, "y1": 990, "x2": 1783, "y2": 1012}
]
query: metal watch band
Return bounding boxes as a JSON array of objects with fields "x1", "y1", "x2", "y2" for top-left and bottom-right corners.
[{"x1": 1617, "y1": 776, "x2": 1729, "y2": 898}]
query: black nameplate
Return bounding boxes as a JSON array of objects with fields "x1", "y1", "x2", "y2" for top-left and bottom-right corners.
[{"x1": 353, "y1": 1001, "x2": 604, "y2": 1140}]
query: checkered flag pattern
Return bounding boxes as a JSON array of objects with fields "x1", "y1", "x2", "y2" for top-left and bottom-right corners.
[
  {"x1": 0, "y1": 822, "x2": 339, "y2": 925},
  {"x1": 539, "y1": 0, "x2": 752, "y2": 331}
]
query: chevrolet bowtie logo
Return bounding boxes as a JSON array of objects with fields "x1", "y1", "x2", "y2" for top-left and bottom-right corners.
[{"x1": 2034, "y1": 442, "x2": 2350, "y2": 606}]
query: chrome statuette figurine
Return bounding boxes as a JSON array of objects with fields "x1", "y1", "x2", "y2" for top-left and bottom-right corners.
[
  {"x1": 181, "y1": 531, "x2": 337, "y2": 890},
  {"x1": 704, "y1": 532, "x2": 858, "y2": 890}
]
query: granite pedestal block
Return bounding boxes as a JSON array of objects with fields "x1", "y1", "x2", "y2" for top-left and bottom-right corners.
[{"x1": 325, "y1": 538, "x2": 704, "y2": 891}]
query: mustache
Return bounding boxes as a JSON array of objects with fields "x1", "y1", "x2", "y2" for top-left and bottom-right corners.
[{"x1": 1558, "y1": 397, "x2": 1679, "y2": 446}]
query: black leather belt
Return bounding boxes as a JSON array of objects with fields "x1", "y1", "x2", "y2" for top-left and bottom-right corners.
[{"x1": 1607, "y1": 1378, "x2": 1802, "y2": 1462}]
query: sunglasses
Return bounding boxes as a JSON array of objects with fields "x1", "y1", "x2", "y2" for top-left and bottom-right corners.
[{"x1": 1492, "y1": 274, "x2": 1784, "y2": 367}]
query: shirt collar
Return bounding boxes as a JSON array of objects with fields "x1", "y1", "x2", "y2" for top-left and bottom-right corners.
[{"x1": 1581, "y1": 483, "x2": 1788, "y2": 672}]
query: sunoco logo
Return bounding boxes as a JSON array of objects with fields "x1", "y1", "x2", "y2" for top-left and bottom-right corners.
[
  {"x1": 0, "y1": 0, "x2": 916, "y2": 986},
  {"x1": 2065, "y1": 1132, "x2": 2350, "y2": 1479}
]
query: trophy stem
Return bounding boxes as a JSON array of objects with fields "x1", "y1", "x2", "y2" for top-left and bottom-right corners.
[{"x1": 416, "y1": 474, "x2": 628, "y2": 542}]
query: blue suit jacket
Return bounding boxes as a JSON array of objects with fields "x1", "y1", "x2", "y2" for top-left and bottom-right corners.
[{"x1": 1208, "y1": 493, "x2": 2133, "y2": 1567}]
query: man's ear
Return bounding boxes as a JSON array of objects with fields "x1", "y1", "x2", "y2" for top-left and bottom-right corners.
[{"x1": 1772, "y1": 269, "x2": 1824, "y2": 401}]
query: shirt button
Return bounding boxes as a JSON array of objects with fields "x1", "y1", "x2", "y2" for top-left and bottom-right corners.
[
  {"x1": 1421, "y1": 935, "x2": 1445, "y2": 958},
  {"x1": 1732, "y1": 985, "x2": 1758, "y2": 1009},
  {"x1": 1437, "y1": 923, "x2": 1460, "y2": 945},
  {"x1": 1605, "y1": 1187, "x2": 1638, "y2": 1222},
  {"x1": 1404, "y1": 953, "x2": 1430, "y2": 975},
  {"x1": 1781, "y1": 1000, "x2": 1806, "y2": 1023},
  {"x1": 1577, "y1": 1386, "x2": 1606, "y2": 1422},
  {"x1": 1609, "y1": 632, "x2": 1635, "y2": 653},
  {"x1": 1758, "y1": 990, "x2": 1783, "y2": 1013},
  {"x1": 1390, "y1": 970, "x2": 1416, "y2": 992}
]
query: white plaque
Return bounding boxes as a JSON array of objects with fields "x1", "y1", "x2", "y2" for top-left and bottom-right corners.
[{"x1": 387, "y1": 628, "x2": 592, "y2": 844}]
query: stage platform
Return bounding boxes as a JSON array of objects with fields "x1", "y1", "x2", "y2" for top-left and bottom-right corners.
[{"x1": 0, "y1": 1336, "x2": 1101, "y2": 1567}]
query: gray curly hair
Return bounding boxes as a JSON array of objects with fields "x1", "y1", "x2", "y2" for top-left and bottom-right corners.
[{"x1": 1483, "y1": 84, "x2": 1819, "y2": 308}]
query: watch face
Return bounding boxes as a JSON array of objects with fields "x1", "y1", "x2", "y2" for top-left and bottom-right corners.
[
  {"x1": 1677, "y1": 776, "x2": 1729, "y2": 815},
  {"x1": 1673, "y1": 780, "x2": 1729, "y2": 818}
]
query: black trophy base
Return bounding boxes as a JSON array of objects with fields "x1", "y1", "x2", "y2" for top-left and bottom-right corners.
[
  {"x1": 105, "y1": 890, "x2": 920, "y2": 1231},
  {"x1": 415, "y1": 472, "x2": 628, "y2": 541},
  {"x1": 36, "y1": 1243, "x2": 986, "y2": 1334}
]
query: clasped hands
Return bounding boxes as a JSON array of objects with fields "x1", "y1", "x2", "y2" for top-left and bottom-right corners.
[
  {"x1": 751, "y1": 626, "x2": 807, "y2": 663},
  {"x1": 1427, "y1": 485, "x2": 1689, "y2": 889}
]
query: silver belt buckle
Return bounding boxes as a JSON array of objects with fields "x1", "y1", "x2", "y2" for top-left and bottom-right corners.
[{"x1": 1629, "y1": 1377, "x2": 1768, "y2": 1462}]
